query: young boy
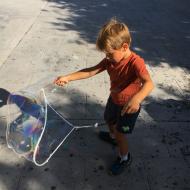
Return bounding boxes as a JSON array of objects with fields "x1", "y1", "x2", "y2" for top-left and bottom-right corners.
[{"x1": 54, "y1": 18, "x2": 154, "y2": 175}]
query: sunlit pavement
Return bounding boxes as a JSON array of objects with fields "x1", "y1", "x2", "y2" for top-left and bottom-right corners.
[{"x1": 0, "y1": 0, "x2": 190, "y2": 190}]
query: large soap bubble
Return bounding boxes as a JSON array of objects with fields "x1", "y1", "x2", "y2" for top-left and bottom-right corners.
[
  {"x1": 6, "y1": 84, "x2": 101, "y2": 166},
  {"x1": 6, "y1": 90, "x2": 46, "y2": 164}
]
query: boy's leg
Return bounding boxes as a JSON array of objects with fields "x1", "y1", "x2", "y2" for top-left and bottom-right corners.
[
  {"x1": 109, "y1": 108, "x2": 140, "y2": 175},
  {"x1": 99, "y1": 123, "x2": 117, "y2": 146},
  {"x1": 113, "y1": 127, "x2": 128, "y2": 156},
  {"x1": 99, "y1": 97, "x2": 118, "y2": 145},
  {"x1": 107, "y1": 123, "x2": 116, "y2": 138},
  {"x1": 109, "y1": 128, "x2": 132, "y2": 175}
]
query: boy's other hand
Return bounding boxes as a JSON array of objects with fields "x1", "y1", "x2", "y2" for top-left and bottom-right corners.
[
  {"x1": 121, "y1": 97, "x2": 140, "y2": 116},
  {"x1": 53, "y1": 76, "x2": 69, "y2": 86}
]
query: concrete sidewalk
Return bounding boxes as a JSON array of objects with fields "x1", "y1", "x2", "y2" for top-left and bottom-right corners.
[
  {"x1": 0, "y1": 0, "x2": 47, "y2": 68},
  {"x1": 0, "y1": 0, "x2": 190, "y2": 190}
]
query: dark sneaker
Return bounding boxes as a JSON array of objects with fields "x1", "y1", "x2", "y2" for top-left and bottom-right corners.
[
  {"x1": 109, "y1": 153, "x2": 132, "y2": 175},
  {"x1": 98, "y1": 131, "x2": 117, "y2": 146}
]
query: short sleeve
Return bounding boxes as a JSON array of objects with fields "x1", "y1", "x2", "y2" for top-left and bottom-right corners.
[
  {"x1": 97, "y1": 58, "x2": 108, "y2": 71},
  {"x1": 133, "y1": 57, "x2": 149, "y2": 78}
]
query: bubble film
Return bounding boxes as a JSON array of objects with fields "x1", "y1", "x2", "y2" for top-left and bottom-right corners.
[
  {"x1": 6, "y1": 92, "x2": 45, "y2": 161},
  {"x1": 6, "y1": 89, "x2": 75, "y2": 166}
]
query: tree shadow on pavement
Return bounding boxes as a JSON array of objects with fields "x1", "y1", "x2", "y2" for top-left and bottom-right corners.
[
  {"x1": 44, "y1": 0, "x2": 190, "y2": 70},
  {"x1": 0, "y1": 84, "x2": 190, "y2": 189},
  {"x1": 0, "y1": 0, "x2": 190, "y2": 189}
]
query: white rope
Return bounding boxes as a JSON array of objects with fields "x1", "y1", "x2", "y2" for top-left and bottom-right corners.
[
  {"x1": 33, "y1": 88, "x2": 76, "y2": 166},
  {"x1": 74, "y1": 122, "x2": 105, "y2": 129},
  {"x1": 33, "y1": 88, "x2": 48, "y2": 166}
]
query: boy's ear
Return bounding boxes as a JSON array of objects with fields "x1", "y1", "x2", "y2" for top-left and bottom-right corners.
[{"x1": 122, "y1": 43, "x2": 129, "y2": 50}]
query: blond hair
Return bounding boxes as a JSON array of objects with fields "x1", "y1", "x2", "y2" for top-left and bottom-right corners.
[{"x1": 96, "y1": 18, "x2": 131, "y2": 52}]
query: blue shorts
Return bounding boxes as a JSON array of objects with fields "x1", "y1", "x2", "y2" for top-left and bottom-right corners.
[{"x1": 104, "y1": 96, "x2": 140, "y2": 134}]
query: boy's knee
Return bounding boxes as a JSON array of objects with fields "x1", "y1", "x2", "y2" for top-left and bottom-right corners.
[{"x1": 114, "y1": 128, "x2": 127, "y2": 141}]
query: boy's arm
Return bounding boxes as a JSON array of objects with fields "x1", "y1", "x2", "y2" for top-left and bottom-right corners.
[
  {"x1": 121, "y1": 73, "x2": 154, "y2": 115},
  {"x1": 54, "y1": 62, "x2": 105, "y2": 86}
]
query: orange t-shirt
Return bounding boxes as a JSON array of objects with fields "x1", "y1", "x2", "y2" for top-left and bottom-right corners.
[{"x1": 99, "y1": 52, "x2": 149, "y2": 105}]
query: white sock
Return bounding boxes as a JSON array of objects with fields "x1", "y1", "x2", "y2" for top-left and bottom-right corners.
[
  {"x1": 110, "y1": 133, "x2": 115, "y2": 139},
  {"x1": 120, "y1": 153, "x2": 128, "y2": 162}
]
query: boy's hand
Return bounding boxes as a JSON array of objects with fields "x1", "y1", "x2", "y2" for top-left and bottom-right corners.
[
  {"x1": 121, "y1": 97, "x2": 140, "y2": 116},
  {"x1": 54, "y1": 76, "x2": 69, "y2": 86}
]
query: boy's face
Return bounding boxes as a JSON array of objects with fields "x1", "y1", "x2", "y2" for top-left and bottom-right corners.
[
  {"x1": 105, "y1": 49, "x2": 123, "y2": 63},
  {"x1": 105, "y1": 44, "x2": 129, "y2": 63}
]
